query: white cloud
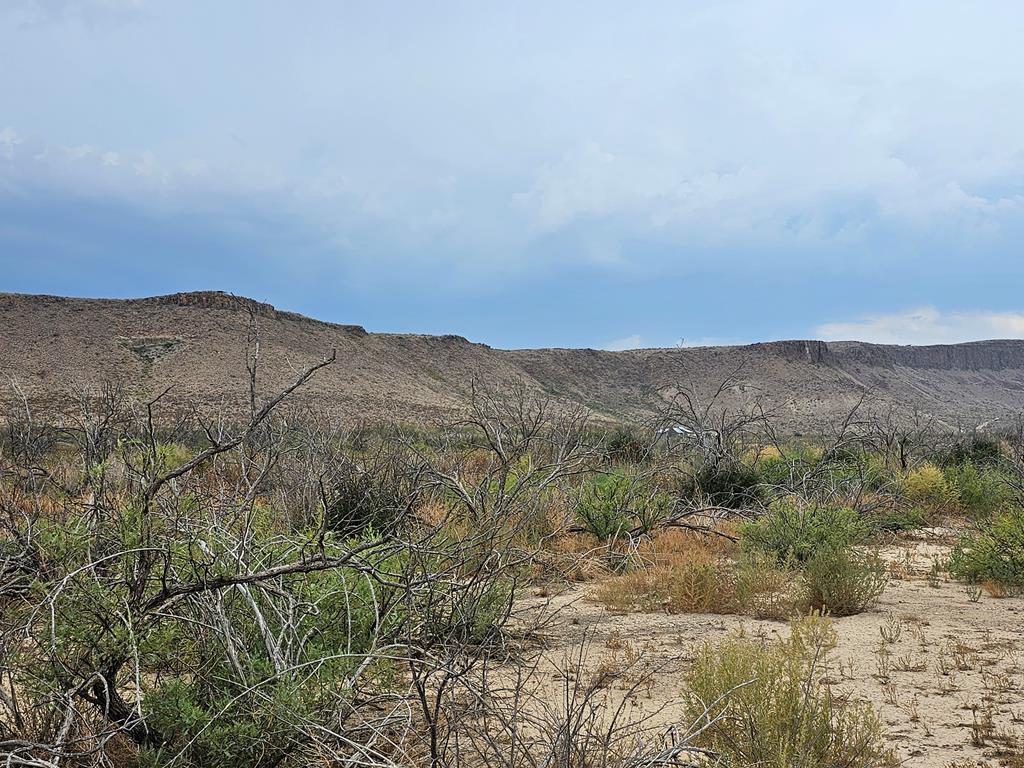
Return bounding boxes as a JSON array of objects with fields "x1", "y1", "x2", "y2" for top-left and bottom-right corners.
[
  {"x1": 9, "y1": 3, "x2": 1024, "y2": 272},
  {"x1": 132, "y1": 150, "x2": 159, "y2": 177},
  {"x1": 816, "y1": 308, "x2": 1024, "y2": 345},
  {"x1": 0, "y1": 128, "x2": 22, "y2": 159},
  {"x1": 601, "y1": 334, "x2": 645, "y2": 351}
]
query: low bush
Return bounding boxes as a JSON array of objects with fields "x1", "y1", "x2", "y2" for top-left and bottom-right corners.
[
  {"x1": 595, "y1": 552, "x2": 802, "y2": 620},
  {"x1": 740, "y1": 500, "x2": 865, "y2": 564},
  {"x1": 867, "y1": 505, "x2": 928, "y2": 533},
  {"x1": 681, "y1": 460, "x2": 763, "y2": 508},
  {"x1": 604, "y1": 426, "x2": 650, "y2": 464},
  {"x1": 947, "y1": 507, "x2": 1024, "y2": 595},
  {"x1": 325, "y1": 458, "x2": 413, "y2": 536},
  {"x1": 575, "y1": 471, "x2": 669, "y2": 540},
  {"x1": 596, "y1": 559, "x2": 737, "y2": 614},
  {"x1": 944, "y1": 435, "x2": 1005, "y2": 469},
  {"x1": 900, "y1": 462, "x2": 953, "y2": 518},
  {"x1": 683, "y1": 613, "x2": 894, "y2": 768},
  {"x1": 756, "y1": 444, "x2": 823, "y2": 489},
  {"x1": 738, "y1": 501, "x2": 886, "y2": 616},
  {"x1": 803, "y1": 547, "x2": 887, "y2": 616},
  {"x1": 945, "y1": 460, "x2": 1010, "y2": 518}
]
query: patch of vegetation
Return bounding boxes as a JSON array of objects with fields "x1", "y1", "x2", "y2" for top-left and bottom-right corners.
[
  {"x1": 575, "y1": 470, "x2": 669, "y2": 540},
  {"x1": 596, "y1": 551, "x2": 802, "y2": 620},
  {"x1": 947, "y1": 506, "x2": 1024, "y2": 595},
  {"x1": 945, "y1": 460, "x2": 1011, "y2": 518},
  {"x1": 683, "y1": 613, "x2": 895, "y2": 768},
  {"x1": 901, "y1": 461, "x2": 954, "y2": 518},
  {"x1": 740, "y1": 500, "x2": 866, "y2": 564},
  {"x1": 866, "y1": 504, "x2": 928, "y2": 533},
  {"x1": 11, "y1": 360, "x2": 1024, "y2": 768},
  {"x1": 682, "y1": 459, "x2": 763, "y2": 508},
  {"x1": 117, "y1": 335, "x2": 188, "y2": 372},
  {"x1": 604, "y1": 426, "x2": 650, "y2": 464},
  {"x1": 944, "y1": 435, "x2": 1005, "y2": 469},
  {"x1": 325, "y1": 459, "x2": 411, "y2": 536},
  {"x1": 803, "y1": 546, "x2": 887, "y2": 616}
]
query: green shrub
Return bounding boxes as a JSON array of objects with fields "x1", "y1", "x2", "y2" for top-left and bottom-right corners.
[
  {"x1": 575, "y1": 471, "x2": 669, "y2": 540},
  {"x1": 325, "y1": 462, "x2": 410, "y2": 536},
  {"x1": 683, "y1": 613, "x2": 893, "y2": 768},
  {"x1": 901, "y1": 462, "x2": 953, "y2": 515},
  {"x1": 944, "y1": 435, "x2": 1004, "y2": 469},
  {"x1": 867, "y1": 505, "x2": 928, "y2": 533},
  {"x1": 945, "y1": 460, "x2": 1009, "y2": 518},
  {"x1": 947, "y1": 507, "x2": 1024, "y2": 594},
  {"x1": 757, "y1": 454, "x2": 794, "y2": 488},
  {"x1": 575, "y1": 473, "x2": 632, "y2": 539},
  {"x1": 156, "y1": 442, "x2": 193, "y2": 472},
  {"x1": 684, "y1": 460, "x2": 763, "y2": 508},
  {"x1": 740, "y1": 501, "x2": 865, "y2": 564},
  {"x1": 604, "y1": 426, "x2": 650, "y2": 464},
  {"x1": 803, "y1": 547, "x2": 887, "y2": 616},
  {"x1": 756, "y1": 444, "x2": 822, "y2": 489}
]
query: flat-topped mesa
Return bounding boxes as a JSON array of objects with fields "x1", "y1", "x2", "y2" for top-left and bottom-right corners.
[
  {"x1": 144, "y1": 291, "x2": 278, "y2": 315},
  {"x1": 827, "y1": 340, "x2": 1024, "y2": 371},
  {"x1": 744, "y1": 339, "x2": 1024, "y2": 371},
  {"x1": 139, "y1": 291, "x2": 368, "y2": 335},
  {"x1": 748, "y1": 340, "x2": 831, "y2": 364},
  {"x1": 3, "y1": 291, "x2": 1024, "y2": 429}
]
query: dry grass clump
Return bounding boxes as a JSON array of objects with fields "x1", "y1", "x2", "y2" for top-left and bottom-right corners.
[
  {"x1": 595, "y1": 542, "x2": 802, "y2": 620},
  {"x1": 534, "y1": 532, "x2": 611, "y2": 582},
  {"x1": 595, "y1": 510, "x2": 887, "y2": 619},
  {"x1": 633, "y1": 527, "x2": 739, "y2": 565}
]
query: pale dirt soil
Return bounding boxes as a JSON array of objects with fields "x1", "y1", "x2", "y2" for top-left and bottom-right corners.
[{"x1": 512, "y1": 534, "x2": 1024, "y2": 767}]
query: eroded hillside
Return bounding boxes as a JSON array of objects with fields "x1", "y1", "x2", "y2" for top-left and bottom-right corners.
[{"x1": 2, "y1": 291, "x2": 1022, "y2": 429}]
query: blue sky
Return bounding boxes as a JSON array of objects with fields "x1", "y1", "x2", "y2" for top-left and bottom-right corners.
[{"x1": 3, "y1": 1, "x2": 1024, "y2": 349}]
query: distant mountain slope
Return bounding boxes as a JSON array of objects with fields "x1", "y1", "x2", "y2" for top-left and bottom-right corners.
[{"x1": 2, "y1": 291, "x2": 1023, "y2": 430}]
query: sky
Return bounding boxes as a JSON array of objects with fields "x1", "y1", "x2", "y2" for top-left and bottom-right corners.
[{"x1": 3, "y1": 1, "x2": 1024, "y2": 349}]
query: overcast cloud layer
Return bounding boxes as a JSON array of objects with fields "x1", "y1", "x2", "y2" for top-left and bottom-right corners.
[{"x1": 2, "y1": 1, "x2": 1024, "y2": 348}]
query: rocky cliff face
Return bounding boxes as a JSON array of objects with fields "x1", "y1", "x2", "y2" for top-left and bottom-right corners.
[
  {"x1": 740, "y1": 339, "x2": 1024, "y2": 371},
  {"x1": 825, "y1": 340, "x2": 1024, "y2": 371},
  {"x1": 2, "y1": 292, "x2": 1023, "y2": 430}
]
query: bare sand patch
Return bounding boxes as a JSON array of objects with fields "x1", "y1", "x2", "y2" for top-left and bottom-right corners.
[{"x1": 514, "y1": 538, "x2": 1024, "y2": 767}]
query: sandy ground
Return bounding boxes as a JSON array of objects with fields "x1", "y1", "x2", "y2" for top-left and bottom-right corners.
[{"x1": 513, "y1": 536, "x2": 1024, "y2": 767}]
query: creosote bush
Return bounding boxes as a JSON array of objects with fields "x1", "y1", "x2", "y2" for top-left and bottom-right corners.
[
  {"x1": 900, "y1": 460, "x2": 954, "y2": 522},
  {"x1": 947, "y1": 506, "x2": 1024, "y2": 595},
  {"x1": 683, "y1": 613, "x2": 895, "y2": 768},
  {"x1": 682, "y1": 459, "x2": 763, "y2": 508},
  {"x1": 740, "y1": 500, "x2": 865, "y2": 564},
  {"x1": 574, "y1": 470, "x2": 669, "y2": 541},
  {"x1": 803, "y1": 547, "x2": 887, "y2": 617}
]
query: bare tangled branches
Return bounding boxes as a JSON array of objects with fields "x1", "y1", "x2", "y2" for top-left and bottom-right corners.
[
  {"x1": 0, "y1": 348, "x2": 735, "y2": 768},
  {"x1": 6, "y1": 341, "x2": 1018, "y2": 768}
]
